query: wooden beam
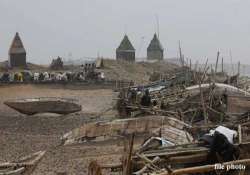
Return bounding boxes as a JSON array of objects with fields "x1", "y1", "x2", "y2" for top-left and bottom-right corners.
[
  {"x1": 134, "y1": 149, "x2": 209, "y2": 159},
  {"x1": 167, "y1": 153, "x2": 208, "y2": 164},
  {"x1": 238, "y1": 125, "x2": 242, "y2": 144}
]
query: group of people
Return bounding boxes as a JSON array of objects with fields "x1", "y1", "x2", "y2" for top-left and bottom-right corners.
[{"x1": 0, "y1": 70, "x2": 105, "y2": 83}]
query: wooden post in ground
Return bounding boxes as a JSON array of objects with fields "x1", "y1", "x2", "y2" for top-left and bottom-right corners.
[
  {"x1": 215, "y1": 51, "x2": 220, "y2": 73},
  {"x1": 221, "y1": 57, "x2": 224, "y2": 73},
  {"x1": 238, "y1": 61, "x2": 241, "y2": 75},
  {"x1": 178, "y1": 40, "x2": 184, "y2": 67},
  {"x1": 88, "y1": 161, "x2": 102, "y2": 175},
  {"x1": 123, "y1": 133, "x2": 135, "y2": 175},
  {"x1": 199, "y1": 59, "x2": 209, "y2": 124}
]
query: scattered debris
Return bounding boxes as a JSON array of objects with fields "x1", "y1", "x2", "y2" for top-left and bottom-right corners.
[
  {"x1": 0, "y1": 151, "x2": 46, "y2": 175},
  {"x1": 62, "y1": 116, "x2": 191, "y2": 145}
]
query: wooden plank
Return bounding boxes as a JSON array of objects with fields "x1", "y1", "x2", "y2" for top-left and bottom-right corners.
[
  {"x1": 239, "y1": 125, "x2": 242, "y2": 144},
  {"x1": 133, "y1": 149, "x2": 209, "y2": 159}
]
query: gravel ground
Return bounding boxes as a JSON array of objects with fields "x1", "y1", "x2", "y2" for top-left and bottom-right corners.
[{"x1": 0, "y1": 84, "x2": 120, "y2": 174}]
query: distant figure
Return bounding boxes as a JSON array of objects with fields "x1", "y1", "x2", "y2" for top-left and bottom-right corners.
[
  {"x1": 100, "y1": 72, "x2": 105, "y2": 81},
  {"x1": 141, "y1": 89, "x2": 151, "y2": 107},
  {"x1": 39, "y1": 73, "x2": 45, "y2": 81},
  {"x1": 43, "y1": 72, "x2": 50, "y2": 81},
  {"x1": 17, "y1": 72, "x2": 23, "y2": 82},
  {"x1": 1, "y1": 72, "x2": 10, "y2": 82},
  {"x1": 130, "y1": 89, "x2": 137, "y2": 104},
  {"x1": 33, "y1": 73, "x2": 39, "y2": 81},
  {"x1": 14, "y1": 73, "x2": 19, "y2": 82}
]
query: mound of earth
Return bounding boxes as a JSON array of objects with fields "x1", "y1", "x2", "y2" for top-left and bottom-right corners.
[{"x1": 98, "y1": 59, "x2": 181, "y2": 84}]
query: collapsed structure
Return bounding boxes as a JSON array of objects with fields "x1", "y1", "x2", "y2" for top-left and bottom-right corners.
[
  {"x1": 8, "y1": 32, "x2": 27, "y2": 68},
  {"x1": 83, "y1": 62, "x2": 250, "y2": 175}
]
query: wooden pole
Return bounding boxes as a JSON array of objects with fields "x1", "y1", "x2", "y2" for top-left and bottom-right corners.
[
  {"x1": 238, "y1": 125, "x2": 242, "y2": 144},
  {"x1": 124, "y1": 133, "x2": 135, "y2": 175},
  {"x1": 230, "y1": 50, "x2": 234, "y2": 75},
  {"x1": 215, "y1": 51, "x2": 220, "y2": 73},
  {"x1": 199, "y1": 59, "x2": 209, "y2": 124},
  {"x1": 178, "y1": 41, "x2": 184, "y2": 67},
  {"x1": 238, "y1": 61, "x2": 241, "y2": 76},
  {"x1": 199, "y1": 78, "x2": 208, "y2": 124},
  {"x1": 221, "y1": 57, "x2": 224, "y2": 73}
]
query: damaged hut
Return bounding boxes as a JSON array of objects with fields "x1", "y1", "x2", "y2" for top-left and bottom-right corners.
[
  {"x1": 116, "y1": 35, "x2": 135, "y2": 62},
  {"x1": 147, "y1": 33, "x2": 164, "y2": 61},
  {"x1": 8, "y1": 32, "x2": 27, "y2": 68}
]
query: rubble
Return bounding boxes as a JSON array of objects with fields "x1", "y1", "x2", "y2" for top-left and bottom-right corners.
[
  {"x1": 0, "y1": 151, "x2": 46, "y2": 175},
  {"x1": 84, "y1": 62, "x2": 250, "y2": 174},
  {"x1": 62, "y1": 116, "x2": 192, "y2": 145}
]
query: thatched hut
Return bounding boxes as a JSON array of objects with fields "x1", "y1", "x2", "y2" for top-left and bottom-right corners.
[
  {"x1": 8, "y1": 32, "x2": 27, "y2": 68},
  {"x1": 147, "y1": 33, "x2": 164, "y2": 61},
  {"x1": 116, "y1": 35, "x2": 135, "y2": 62}
]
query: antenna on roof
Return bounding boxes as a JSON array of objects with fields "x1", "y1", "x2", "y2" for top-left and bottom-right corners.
[
  {"x1": 155, "y1": 14, "x2": 160, "y2": 38},
  {"x1": 229, "y1": 49, "x2": 234, "y2": 75},
  {"x1": 179, "y1": 40, "x2": 184, "y2": 66}
]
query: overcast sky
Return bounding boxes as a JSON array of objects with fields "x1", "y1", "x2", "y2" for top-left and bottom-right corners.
[{"x1": 1, "y1": 0, "x2": 250, "y2": 64}]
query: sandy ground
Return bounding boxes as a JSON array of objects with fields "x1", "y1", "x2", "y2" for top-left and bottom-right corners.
[{"x1": 0, "y1": 84, "x2": 121, "y2": 175}]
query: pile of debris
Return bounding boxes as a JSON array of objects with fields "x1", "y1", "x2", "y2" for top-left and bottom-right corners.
[
  {"x1": 116, "y1": 63, "x2": 246, "y2": 126},
  {"x1": 41, "y1": 58, "x2": 250, "y2": 175},
  {"x1": 87, "y1": 123, "x2": 250, "y2": 175}
]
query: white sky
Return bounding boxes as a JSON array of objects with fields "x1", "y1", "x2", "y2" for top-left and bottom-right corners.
[{"x1": 1, "y1": 0, "x2": 250, "y2": 64}]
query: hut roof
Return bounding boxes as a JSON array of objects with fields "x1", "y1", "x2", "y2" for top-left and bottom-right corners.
[
  {"x1": 9, "y1": 32, "x2": 26, "y2": 54},
  {"x1": 147, "y1": 33, "x2": 163, "y2": 51},
  {"x1": 116, "y1": 35, "x2": 135, "y2": 51}
]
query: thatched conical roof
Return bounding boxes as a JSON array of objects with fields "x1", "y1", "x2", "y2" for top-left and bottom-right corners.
[
  {"x1": 116, "y1": 35, "x2": 135, "y2": 51},
  {"x1": 9, "y1": 32, "x2": 26, "y2": 54},
  {"x1": 147, "y1": 33, "x2": 163, "y2": 51}
]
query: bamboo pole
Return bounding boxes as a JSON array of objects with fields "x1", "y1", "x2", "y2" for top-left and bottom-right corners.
[
  {"x1": 198, "y1": 59, "x2": 209, "y2": 124},
  {"x1": 215, "y1": 51, "x2": 220, "y2": 73},
  {"x1": 238, "y1": 61, "x2": 241, "y2": 76},
  {"x1": 221, "y1": 57, "x2": 224, "y2": 73}
]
